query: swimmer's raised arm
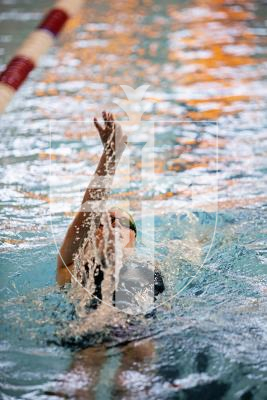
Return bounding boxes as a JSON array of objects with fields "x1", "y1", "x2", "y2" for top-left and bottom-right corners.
[{"x1": 57, "y1": 111, "x2": 127, "y2": 284}]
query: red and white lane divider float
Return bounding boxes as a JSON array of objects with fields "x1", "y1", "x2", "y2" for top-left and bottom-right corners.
[{"x1": 0, "y1": 0, "x2": 84, "y2": 113}]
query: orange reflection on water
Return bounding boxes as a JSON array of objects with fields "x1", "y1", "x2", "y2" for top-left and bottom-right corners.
[
  {"x1": 167, "y1": 0, "x2": 263, "y2": 120},
  {"x1": 33, "y1": 0, "x2": 266, "y2": 210}
]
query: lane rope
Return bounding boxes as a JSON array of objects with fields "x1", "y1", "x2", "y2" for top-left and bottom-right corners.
[{"x1": 0, "y1": 0, "x2": 84, "y2": 113}]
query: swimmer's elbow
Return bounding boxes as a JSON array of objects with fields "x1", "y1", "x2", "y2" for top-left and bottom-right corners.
[
  {"x1": 57, "y1": 253, "x2": 66, "y2": 270},
  {"x1": 56, "y1": 255, "x2": 73, "y2": 286}
]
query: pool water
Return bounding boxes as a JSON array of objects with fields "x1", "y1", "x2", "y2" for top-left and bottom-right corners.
[{"x1": 0, "y1": 0, "x2": 267, "y2": 398}]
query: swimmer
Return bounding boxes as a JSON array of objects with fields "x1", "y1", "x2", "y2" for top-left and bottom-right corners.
[{"x1": 57, "y1": 111, "x2": 164, "y2": 309}]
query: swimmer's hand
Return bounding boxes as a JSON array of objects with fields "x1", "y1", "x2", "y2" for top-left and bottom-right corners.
[
  {"x1": 94, "y1": 111, "x2": 127, "y2": 159},
  {"x1": 57, "y1": 112, "x2": 127, "y2": 283}
]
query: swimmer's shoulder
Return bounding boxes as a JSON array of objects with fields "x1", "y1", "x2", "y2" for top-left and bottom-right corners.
[{"x1": 56, "y1": 261, "x2": 73, "y2": 286}]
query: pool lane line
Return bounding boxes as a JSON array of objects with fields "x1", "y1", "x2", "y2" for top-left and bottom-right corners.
[{"x1": 0, "y1": 0, "x2": 84, "y2": 114}]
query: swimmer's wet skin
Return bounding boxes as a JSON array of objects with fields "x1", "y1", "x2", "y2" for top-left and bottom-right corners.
[{"x1": 57, "y1": 111, "x2": 164, "y2": 310}]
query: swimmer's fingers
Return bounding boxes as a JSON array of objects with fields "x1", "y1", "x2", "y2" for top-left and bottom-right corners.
[
  {"x1": 94, "y1": 117, "x2": 103, "y2": 134},
  {"x1": 102, "y1": 110, "x2": 109, "y2": 128},
  {"x1": 107, "y1": 112, "x2": 114, "y2": 129},
  {"x1": 105, "y1": 113, "x2": 116, "y2": 150},
  {"x1": 94, "y1": 115, "x2": 111, "y2": 146},
  {"x1": 101, "y1": 110, "x2": 115, "y2": 132},
  {"x1": 96, "y1": 111, "x2": 126, "y2": 156}
]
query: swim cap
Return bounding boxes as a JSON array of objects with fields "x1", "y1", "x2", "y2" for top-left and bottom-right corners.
[{"x1": 109, "y1": 207, "x2": 137, "y2": 236}]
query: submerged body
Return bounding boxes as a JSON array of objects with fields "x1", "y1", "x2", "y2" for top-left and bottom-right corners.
[
  {"x1": 57, "y1": 112, "x2": 165, "y2": 314},
  {"x1": 74, "y1": 242, "x2": 165, "y2": 313}
]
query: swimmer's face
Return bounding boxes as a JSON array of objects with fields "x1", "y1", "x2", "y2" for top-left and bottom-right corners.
[{"x1": 96, "y1": 210, "x2": 136, "y2": 253}]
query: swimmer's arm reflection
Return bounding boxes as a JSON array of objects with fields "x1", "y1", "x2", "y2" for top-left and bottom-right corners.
[{"x1": 57, "y1": 112, "x2": 127, "y2": 285}]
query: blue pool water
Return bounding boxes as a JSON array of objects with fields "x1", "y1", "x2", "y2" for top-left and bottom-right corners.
[{"x1": 0, "y1": 0, "x2": 267, "y2": 398}]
